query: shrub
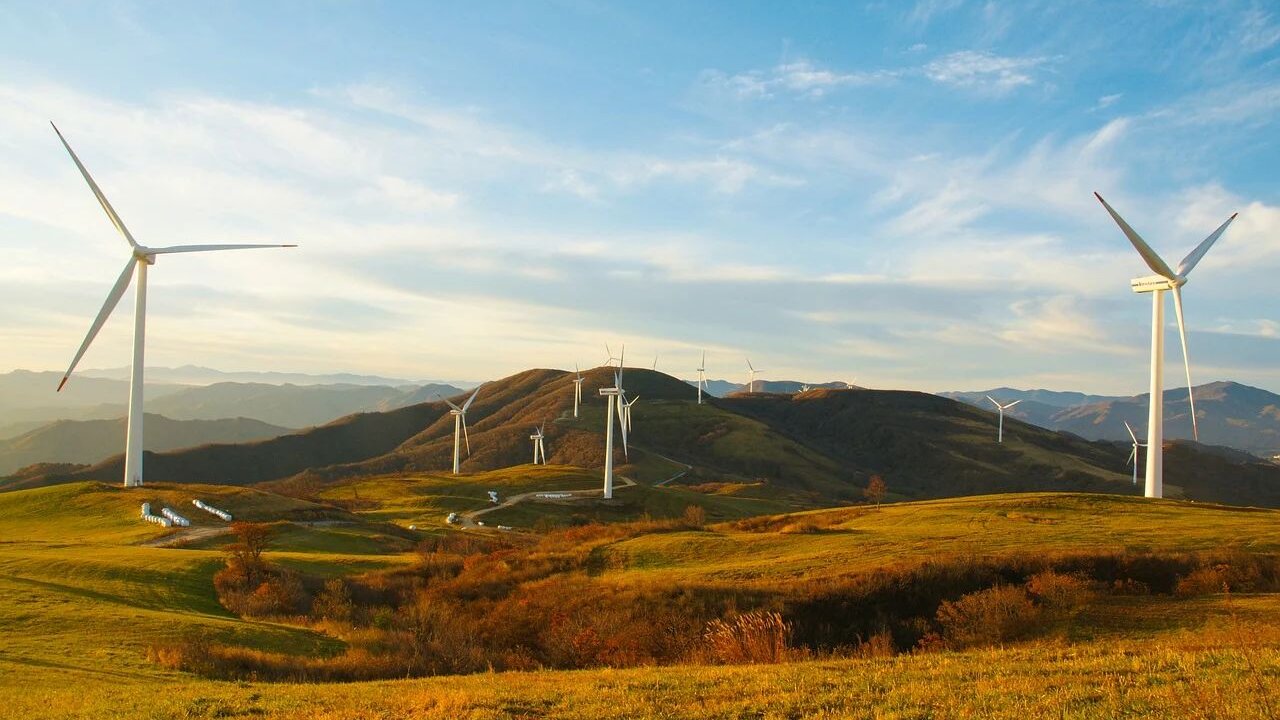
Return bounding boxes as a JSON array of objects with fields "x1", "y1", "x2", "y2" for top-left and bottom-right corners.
[
  {"x1": 681, "y1": 505, "x2": 707, "y2": 529},
  {"x1": 933, "y1": 585, "x2": 1040, "y2": 649},
  {"x1": 1176, "y1": 566, "x2": 1230, "y2": 597},
  {"x1": 1025, "y1": 570, "x2": 1093, "y2": 612},
  {"x1": 702, "y1": 610, "x2": 794, "y2": 664},
  {"x1": 312, "y1": 578, "x2": 355, "y2": 623}
]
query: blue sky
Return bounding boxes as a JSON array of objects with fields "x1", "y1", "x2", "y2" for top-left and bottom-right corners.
[{"x1": 1, "y1": 0, "x2": 1277, "y2": 393}]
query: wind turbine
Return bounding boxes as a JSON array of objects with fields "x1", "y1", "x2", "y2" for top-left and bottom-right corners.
[
  {"x1": 652, "y1": 354, "x2": 659, "y2": 371},
  {"x1": 846, "y1": 379, "x2": 858, "y2": 390},
  {"x1": 51, "y1": 123, "x2": 296, "y2": 488},
  {"x1": 571, "y1": 363, "x2": 585, "y2": 418},
  {"x1": 530, "y1": 423, "x2": 546, "y2": 465},
  {"x1": 603, "y1": 343, "x2": 623, "y2": 368},
  {"x1": 598, "y1": 369, "x2": 627, "y2": 499},
  {"x1": 1124, "y1": 421, "x2": 1147, "y2": 486},
  {"x1": 444, "y1": 385, "x2": 483, "y2": 475},
  {"x1": 745, "y1": 358, "x2": 762, "y2": 393},
  {"x1": 800, "y1": 384, "x2": 811, "y2": 393},
  {"x1": 696, "y1": 351, "x2": 707, "y2": 405},
  {"x1": 622, "y1": 394, "x2": 639, "y2": 433},
  {"x1": 1095, "y1": 192, "x2": 1236, "y2": 498},
  {"x1": 986, "y1": 396, "x2": 1022, "y2": 443}
]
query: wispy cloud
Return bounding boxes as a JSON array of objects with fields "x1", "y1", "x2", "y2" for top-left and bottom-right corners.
[
  {"x1": 923, "y1": 51, "x2": 1053, "y2": 93},
  {"x1": 700, "y1": 59, "x2": 898, "y2": 100}
]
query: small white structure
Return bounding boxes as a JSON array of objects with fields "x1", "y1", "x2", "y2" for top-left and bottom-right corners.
[
  {"x1": 535, "y1": 492, "x2": 573, "y2": 500},
  {"x1": 487, "y1": 490, "x2": 500, "y2": 504},
  {"x1": 446, "y1": 512, "x2": 459, "y2": 525},
  {"x1": 497, "y1": 525, "x2": 513, "y2": 531},
  {"x1": 160, "y1": 507, "x2": 190, "y2": 527},
  {"x1": 192, "y1": 499, "x2": 232, "y2": 521},
  {"x1": 140, "y1": 503, "x2": 172, "y2": 527}
]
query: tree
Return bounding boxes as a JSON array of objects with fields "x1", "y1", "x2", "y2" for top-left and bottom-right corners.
[
  {"x1": 227, "y1": 521, "x2": 271, "y2": 568},
  {"x1": 864, "y1": 475, "x2": 887, "y2": 509},
  {"x1": 682, "y1": 504, "x2": 707, "y2": 528}
]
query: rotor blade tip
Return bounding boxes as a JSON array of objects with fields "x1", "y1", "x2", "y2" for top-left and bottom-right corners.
[{"x1": 57, "y1": 376, "x2": 68, "y2": 392}]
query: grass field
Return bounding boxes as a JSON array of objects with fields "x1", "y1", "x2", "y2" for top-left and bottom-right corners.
[{"x1": 2, "y1": 483, "x2": 1278, "y2": 719}]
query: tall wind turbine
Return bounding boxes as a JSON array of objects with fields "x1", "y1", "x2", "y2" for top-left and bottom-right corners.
[
  {"x1": 51, "y1": 123, "x2": 296, "y2": 488},
  {"x1": 745, "y1": 358, "x2": 762, "y2": 393},
  {"x1": 986, "y1": 396, "x2": 1022, "y2": 443},
  {"x1": 572, "y1": 364, "x2": 585, "y2": 418},
  {"x1": 598, "y1": 369, "x2": 628, "y2": 499},
  {"x1": 622, "y1": 394, "x2": 639, "y2": 433},
  {"x1": 1095, "y1": 192, "x2": 1236, "y2": 498},
  {"x1": 444, "y1": 385, "x2": 483, "y2": 475},
  {"x1": 696, "y1": 351, "x2": 707, "y2": 405},
  {"x1": 1124, "y1": 420, "x2": 1147, "y2": 486},
  {"x1": 530, "y1": 423, "x2": 546, "y2": 465},
  {"x1": 603, "y1": 343, "x2": 623, "y2": 368}
]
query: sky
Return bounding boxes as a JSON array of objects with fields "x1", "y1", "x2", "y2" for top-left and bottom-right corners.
[{"x1": 0, "y1": 0, "x2": 1277, "y2": 394}]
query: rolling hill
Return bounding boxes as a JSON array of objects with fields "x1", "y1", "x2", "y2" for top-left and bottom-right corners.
[
  {"x1": 0, "y1": 414, "x2": 293, "y2": 475},
  {"x1": 946, "y1": 381, "x2": 1280, "y2": 457},
  {"x1": 9, "y1": 367, "x2": 1280, "y2": 509}
]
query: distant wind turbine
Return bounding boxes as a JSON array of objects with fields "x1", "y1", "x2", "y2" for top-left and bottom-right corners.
[
  {"x1": 696, "y1": 351, "x2": 707, "y2": 405},
  {"x1": 1095, "y1": 192, "x2": 1236, "y2": 498},
  {"x1": 603, "y1": 343, "x2": 623, "y2": 368},
  {"x1": 572, "y1": 364, "x2": 584, "y2": 418},
  {"x1": 444, "y1": 385, "x2": 483, "y2": 475},
  {"x1": 1124, "y1": 421, "x2": 1147, "y2": 486},
  {"x1": 800, "y1": 384, "x2": 811, "y2": 393},
  {"x1": 623, "y1": 394, "x2": 639, "y2": 433},
  {"x1": 652, "y1": 354, "x2": 658, "y2": 371},
  {"x1": 530, "y1": 423, "x2": 546, "y2": 465},
  {"x1": 986, "y1": 396, "x2": 1022, "y2": 443},
  {"x1": 746, "y1": 358, "x2": 762, "y2": 393},
  {"x1": 51, "y1": 123, "x2": 296, "y2": 487}
]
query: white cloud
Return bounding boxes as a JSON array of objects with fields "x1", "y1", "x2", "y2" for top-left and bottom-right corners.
[
  {"x1": 700, "y1": 59, "x2": 898, "y2": 100},
  {"x1": 924, "y1": 51, "x2": 1051, "y2": 93}
]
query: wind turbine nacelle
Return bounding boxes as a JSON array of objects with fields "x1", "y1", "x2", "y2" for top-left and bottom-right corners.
[{"x1": 1130, "y1": 275, "x2": 1175, "y2": 293}]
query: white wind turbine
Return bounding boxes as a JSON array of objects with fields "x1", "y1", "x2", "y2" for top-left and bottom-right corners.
[
  {"x1": 530, "y1": 423, "x2": 547, "y2": 465},
  {"x1": 986, "y1": 396, "x2": 1022, "y2": 444},
  {"x1": 800, "y1": 384, "x2": 811, "y2": 393},
  {"x1": 696, "y1": 350, "x2": 707, "y2": 405},
  {"x1": 572, "y1": 364, "x2": 584, "y2": 419},
  {"x1": 51, "y1": 124, "x2": 296, "y2": 488},
  {"x1": 1095, "y1": 192, "x2": 1237, "y2": 498},
  {"x1": 598, "y1": 368, "x2": 629, "y2": 499},
  {"x1": 745, "y1": 358, "x2": 762, "y2": 393},
  {"x1": 1124, "y1": 420, "x2": 1147, "y2": 486},
  {"x1": 652, "y1": 354, "x2": 659, "y2": 371},
  {"x1": 603, "y1": 343, "x2": 623, "y2": 368},
  {"x1": 444, "y1": 385, "x2": 483, "y2": 475},
  {"x1": 623, "y1": 394, "x2": 639, "y2": 433}
]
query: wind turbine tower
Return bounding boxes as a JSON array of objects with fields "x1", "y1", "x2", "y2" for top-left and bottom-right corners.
[
  {"x1": 746, "y1": 358, "x2": 762, "y2": 393},
  {"x1": 51, "y1": 124, "x2": 296, "y2": 487},
  {"x1": 530, "y1": 423, "x2": 546, "y2": 465},
  {"x1": 1095, "y1": 192, "x2": 1236, "y2": 498},
  {"x1": 1124, "y1": 420, "x2": 1147, "y2": 486},
  {"x1": 572, "y1": 364, "x2": 584, "y2": 418},
  {"x1": 696, "y1": 351, "x2": 707, "y2": 405},
  {"x1": 598, "y1": 370, "x2": 628, "y2": 499},
  {"x1": 444, "y1": 386, "x2": 483, "y2": 475},
  {"x1": 986, "y1": 396, "x2": 1022, "y2": 443}
]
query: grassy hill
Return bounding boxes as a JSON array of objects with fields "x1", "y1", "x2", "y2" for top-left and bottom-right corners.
[{"x1": 1, "y1": 488, "x2": 1278, "y2": 718}]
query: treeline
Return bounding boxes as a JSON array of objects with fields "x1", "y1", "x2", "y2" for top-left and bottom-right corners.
[{"x1": 150, "y1": 519, "x2": 1280, "y2": 682}]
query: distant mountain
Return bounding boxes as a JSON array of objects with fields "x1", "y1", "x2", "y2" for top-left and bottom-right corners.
[
  {"x1": 944, "y1": 381, "x2": 1280, "y2": 458},
  {"x1": 942, "y1": 387, "x2": 1120, "y2": 408},
  {"x1": 0, "y1": 370, "x2": 465, "y2": 430},
  {"x1": 13, "y1": 369, "x2": 1280, "y2": 509},
  {"x1": 78, "y1": 364, "x2": 467, "y2": 387},
  {"x1": 0, "y1": 414, "x2": 292, "y2": 475}
]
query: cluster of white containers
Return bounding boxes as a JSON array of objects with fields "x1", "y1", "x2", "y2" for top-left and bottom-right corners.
[
  {"x1": 192, "y1": 499, "x2": 233, "y2": 521},
  {"x1": 160, "y1": 507, "x2": 191, "y2": 527},
  {"x1": 140, "y1": 502, "x2": 173, "y2": 527}
]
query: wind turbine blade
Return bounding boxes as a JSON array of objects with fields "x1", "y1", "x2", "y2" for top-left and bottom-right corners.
[
  {"x1": 1005, "y1": 400, "x2": 1022, "y2": 408},
  {"x1": 51, "y1": 123, "x2": 138, "y2": 248},
  {"x1": 1094, "y1": 192, "x2": 1177, "y2": 279},
  {"x1": 1124, "y1": 420, "x2": 1139, "y2": 444},
  {"x1": 746, "y1": 358, "x2": 754, "y2": 372},
  {"x1": 462, "y1": 384, "x2": 483, "y2": 412},
  {"x1": 58, "y1": 257, "x2": 136, "y2": 391},
  {"x1": 986, "y1": 395, "x2": 999, "y2": 408},
  {"x1": 462, "y1": 417, "x2": 471, "y2": 456},
  {"x1": 1176, "y1": 213, "x2": 1238, "y2": 276},
  {"x1": 1128, "y1": 447, "x2": 1136, "y2": 465},
  {"x1": 148, "y1": 243, "x2": 297, "y2": 255},
  {"x1": 1171, "y1": 285, "x2": 1199, "y2": 441},
  {"x1": 443, "y1": 399, "x2": 462, "y2": 412}
]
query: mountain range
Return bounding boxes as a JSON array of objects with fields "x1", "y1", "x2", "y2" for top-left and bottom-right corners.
[
  {"x1": 943, "y1": 381, "x2": 1280, "y2": 458},
  {"x1": 7, "y1": 368, "x2": 1279, "y2": 509}
]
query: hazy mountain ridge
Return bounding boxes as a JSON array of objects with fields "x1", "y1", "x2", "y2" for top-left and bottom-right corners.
[
  {"x1": 0, "y1": 414, "x2": 293, "y2": 475},
  {"x1": 10, "y1": 368, "x2": 1280, "y2": 508},
  {"x1": 944, "y1": 381, "x2": 1280, "y2": 458}
]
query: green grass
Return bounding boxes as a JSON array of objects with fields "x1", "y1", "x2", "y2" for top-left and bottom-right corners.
[{"x1": 2, "y1": 485, "x2": 1280, "y2": 718}]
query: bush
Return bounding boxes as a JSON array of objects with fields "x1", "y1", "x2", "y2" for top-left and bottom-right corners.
[
  {"x1": 682, "y1": 505, "x2": 707, "y2": 529},
  {"x1": 1176, "y1": 566, "x2": 1230, "y2": 597},
  {"x1": 702, "y1": 611, "x2": 795, "y2": 664},
  {"x1": 1025, "y1": 570, "x2": 1093, "y2": 612},
  {"x1": 933, "y1": 585, "x2": 1040, "y2": 649},
  {"x1": 312, "y1": 578, "x2": 355, "y2": 623}
]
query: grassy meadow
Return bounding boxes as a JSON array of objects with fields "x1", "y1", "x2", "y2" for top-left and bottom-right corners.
[{"x1": 2, "y1": 482, "x2": 1278, "y2": 718}]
